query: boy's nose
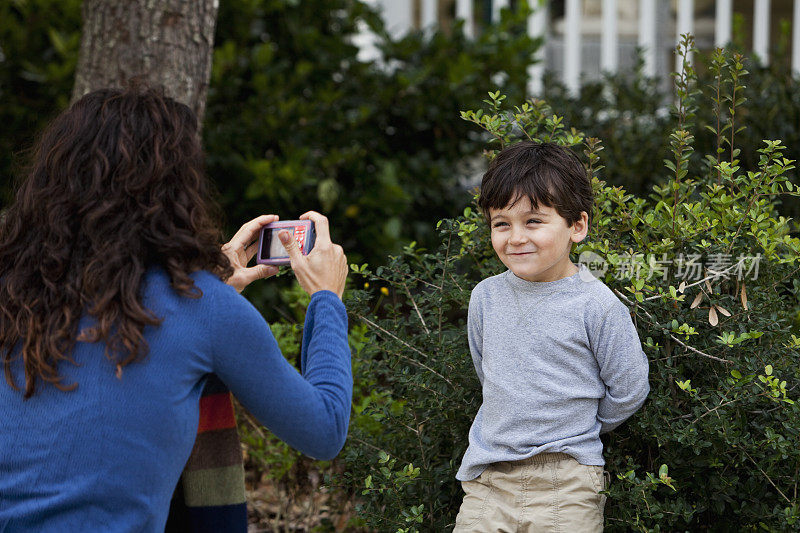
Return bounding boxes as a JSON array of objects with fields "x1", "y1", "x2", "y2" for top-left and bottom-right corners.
[{"x1": 508, "y1": 227, "x2": 528, "y2": 245}]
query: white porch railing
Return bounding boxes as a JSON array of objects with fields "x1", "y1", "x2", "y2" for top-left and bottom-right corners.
[{"x1": 358, "y1": 0, "x2": 800, "y2": 97}]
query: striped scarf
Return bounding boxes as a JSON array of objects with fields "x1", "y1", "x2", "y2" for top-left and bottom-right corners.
[{"x1": 165, "y1": 374, "x2": 247, "y2": 532}]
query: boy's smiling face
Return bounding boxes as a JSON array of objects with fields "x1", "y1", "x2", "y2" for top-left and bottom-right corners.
[{"x1": 489, "y1": 195, "x2": 588, "y2": 283}]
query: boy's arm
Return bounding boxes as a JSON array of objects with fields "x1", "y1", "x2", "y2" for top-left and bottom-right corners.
[
  {"x1": 591, "y1": 299, "x2": 650, "y2": 433},
  {"x1": 467, "y1": 290, "x2": 485, "y2": 385}
]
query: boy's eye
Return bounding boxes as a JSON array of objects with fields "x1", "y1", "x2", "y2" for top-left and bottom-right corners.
[
  {"x1": 527, "y1": 219, "x2": 542, "y2": 224},
  {"x1": 492, "y1": 221, "x2": 509, "y2": 228}
]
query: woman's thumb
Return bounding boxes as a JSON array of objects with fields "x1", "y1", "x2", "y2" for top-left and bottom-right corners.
[{"x1": 279, "y1": 230, "x2": 302, "y2": 262}]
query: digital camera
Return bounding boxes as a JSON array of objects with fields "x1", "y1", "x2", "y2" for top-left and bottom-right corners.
[{"x1": 256, "y1": 220, "x2": 316, "y2": 266}]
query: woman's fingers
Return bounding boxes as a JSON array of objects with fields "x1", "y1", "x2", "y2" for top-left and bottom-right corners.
[
  {"x1": 279, "y1": 230, "x2": 305, "y2": 265},
  {"x1": 223, "y1": 212, "x2": 347, "y2": 297},
  {"x1": 226, "y1": 214, "x2": 278, "y2": 256},
  {"x1": 299, "y1": 211, "x2": 331, "y2": 245},
  {"x1": 228, "y1": 264, "x2": 279, "y2": 293},
  {"x1": 246, "y1": 264, "x2": 279, "y2": 282},
  {"x1": 245, "y1": 241, "x2": 259, "y2": 263},
  {"x1": 222, "y1": 214, "x2": 279, "y2": 293},
  {"x1": 281, "y1": 224, "x2": 347, "y2": 298}
]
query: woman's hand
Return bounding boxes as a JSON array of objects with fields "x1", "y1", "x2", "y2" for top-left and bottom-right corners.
[
  {"x1": 279, "y1": 211, "x2": 347, "y2": 298},
  {"x1": 222, "y1": 214, "x2": 280, "y2": 293}
]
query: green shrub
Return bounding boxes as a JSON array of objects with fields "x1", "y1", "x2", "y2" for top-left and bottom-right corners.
[{"x1": 340, "y1": 40, "x2": 800, "y2": 531}]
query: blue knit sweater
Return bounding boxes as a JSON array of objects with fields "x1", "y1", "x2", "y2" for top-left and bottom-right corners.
[{"x1": 0, "y1": 269, "x2": 352, "y2": 532}]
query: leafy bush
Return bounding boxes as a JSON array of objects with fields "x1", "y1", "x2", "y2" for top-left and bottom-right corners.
[{"x1": 339, "y1": 40, "x2": 800, "y2": 531}]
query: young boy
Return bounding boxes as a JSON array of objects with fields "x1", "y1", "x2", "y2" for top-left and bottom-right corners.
[{"x1": 453, "y1": 141, "x2": 650, "y2": 532}]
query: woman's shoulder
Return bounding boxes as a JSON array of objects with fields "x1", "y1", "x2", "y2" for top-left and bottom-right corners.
[
  {"x1": 190, "y1": 269, "x2": 234, "y2": 293},
  {"x1": 190, "y1": 269, "x2": 267, "y2": 320},
  {"x1": 143, "y1": 267, "x2": 265, "y2": 336},
  {"x1": 143, "y1": 267, "x2": 243, "y2": 309}
]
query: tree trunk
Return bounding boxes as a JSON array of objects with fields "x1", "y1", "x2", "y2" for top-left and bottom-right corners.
[{"x1": 72, "y1": 0, "x2": 218, "y2": 123}]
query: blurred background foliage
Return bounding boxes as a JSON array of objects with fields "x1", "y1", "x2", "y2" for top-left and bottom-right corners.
[
  {"x1": 3, "y1": 0, "x2": 799, "y2": 265},
  {"x1": 0, "y1": 0, "x2": 536, "y2": 260},
  {"x1": 541, "y1": 27, "x2": 800, "y2": 224},
  {"x1": 3, "y1": 0, "x2": 799, "y2": 266},
  {"x1": 205, "y1": 0, "x2": 535, "y2": 267},
  {"x1": 0, "y1": 0, "x2": 81, "y2": 206}
]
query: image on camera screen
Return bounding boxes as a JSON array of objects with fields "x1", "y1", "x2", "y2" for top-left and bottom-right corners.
[{"x1": 265, "y1": 229, "x2": 288, "y2": 259}]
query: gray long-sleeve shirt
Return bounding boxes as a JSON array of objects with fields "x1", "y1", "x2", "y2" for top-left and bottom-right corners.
[{"x1": 456, "y1": 264, "x2": 650, "y2": 481}]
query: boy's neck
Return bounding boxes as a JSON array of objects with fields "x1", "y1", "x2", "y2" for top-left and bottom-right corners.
[
  {"x1": 515, "y1": 260, "x2": 579, "y2": 283},
  {"x1": 560, "y1": 261, "x2": 580, "y2": 279}
]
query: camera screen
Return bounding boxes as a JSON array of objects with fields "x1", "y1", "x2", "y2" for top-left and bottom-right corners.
[{"x1": 262, "y1": 229, "x2": 289, "y2": 259}]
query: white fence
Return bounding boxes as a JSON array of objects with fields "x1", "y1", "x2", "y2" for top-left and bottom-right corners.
[{"x1": 358, "y1": 0, "x2": 800, "y2": 96}]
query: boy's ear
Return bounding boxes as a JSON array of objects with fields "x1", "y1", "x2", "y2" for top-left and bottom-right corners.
[{"x1": 570, "y1": 211, "x2": 590, "y2": 243}]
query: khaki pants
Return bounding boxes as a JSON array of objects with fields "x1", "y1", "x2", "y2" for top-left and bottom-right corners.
[{"x1": 453, "y1": 453, "x2": 607, "y2": 533}]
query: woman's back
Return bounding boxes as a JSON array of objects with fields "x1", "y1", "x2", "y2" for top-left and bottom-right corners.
[
  {"x1": 1, "y1": 269, "x2": 217, "y2": 530},
  {"x1": 0, "y1": 268, "x2": 351, "y2": 532}
]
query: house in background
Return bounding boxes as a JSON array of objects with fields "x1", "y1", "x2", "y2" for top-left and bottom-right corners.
[{"x1": 357, "y1": 0, "x2": 800, "y2": 95}]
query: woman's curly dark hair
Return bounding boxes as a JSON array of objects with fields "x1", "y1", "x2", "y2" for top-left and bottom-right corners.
[{"x1": 0, "y1": 87, "x2": 233, "y2": 398}]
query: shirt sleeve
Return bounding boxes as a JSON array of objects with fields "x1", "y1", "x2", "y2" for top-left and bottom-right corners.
[
  {"x1": 467, "y1": 288, "x2": 485, "y2": 386},
  {"x1": 208, "y1": 287, "x2": 352, "y2": 460},
  {"x1": 591, "y1": 299, "x2": 650, "y2": 433}
]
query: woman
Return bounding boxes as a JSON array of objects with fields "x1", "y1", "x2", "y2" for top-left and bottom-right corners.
[{"x1": 0, "y1": 87, "x2": 351, "y2": 531}]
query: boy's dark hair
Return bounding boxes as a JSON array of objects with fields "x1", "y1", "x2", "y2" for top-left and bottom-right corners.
[{"x1": 478, "y1": 141, "x2": 593, "y2": 228}]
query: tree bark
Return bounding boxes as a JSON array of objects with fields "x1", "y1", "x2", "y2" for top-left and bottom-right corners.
[{"x1": 72, "y1": 0, "x2": 218, "y2": 123}]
